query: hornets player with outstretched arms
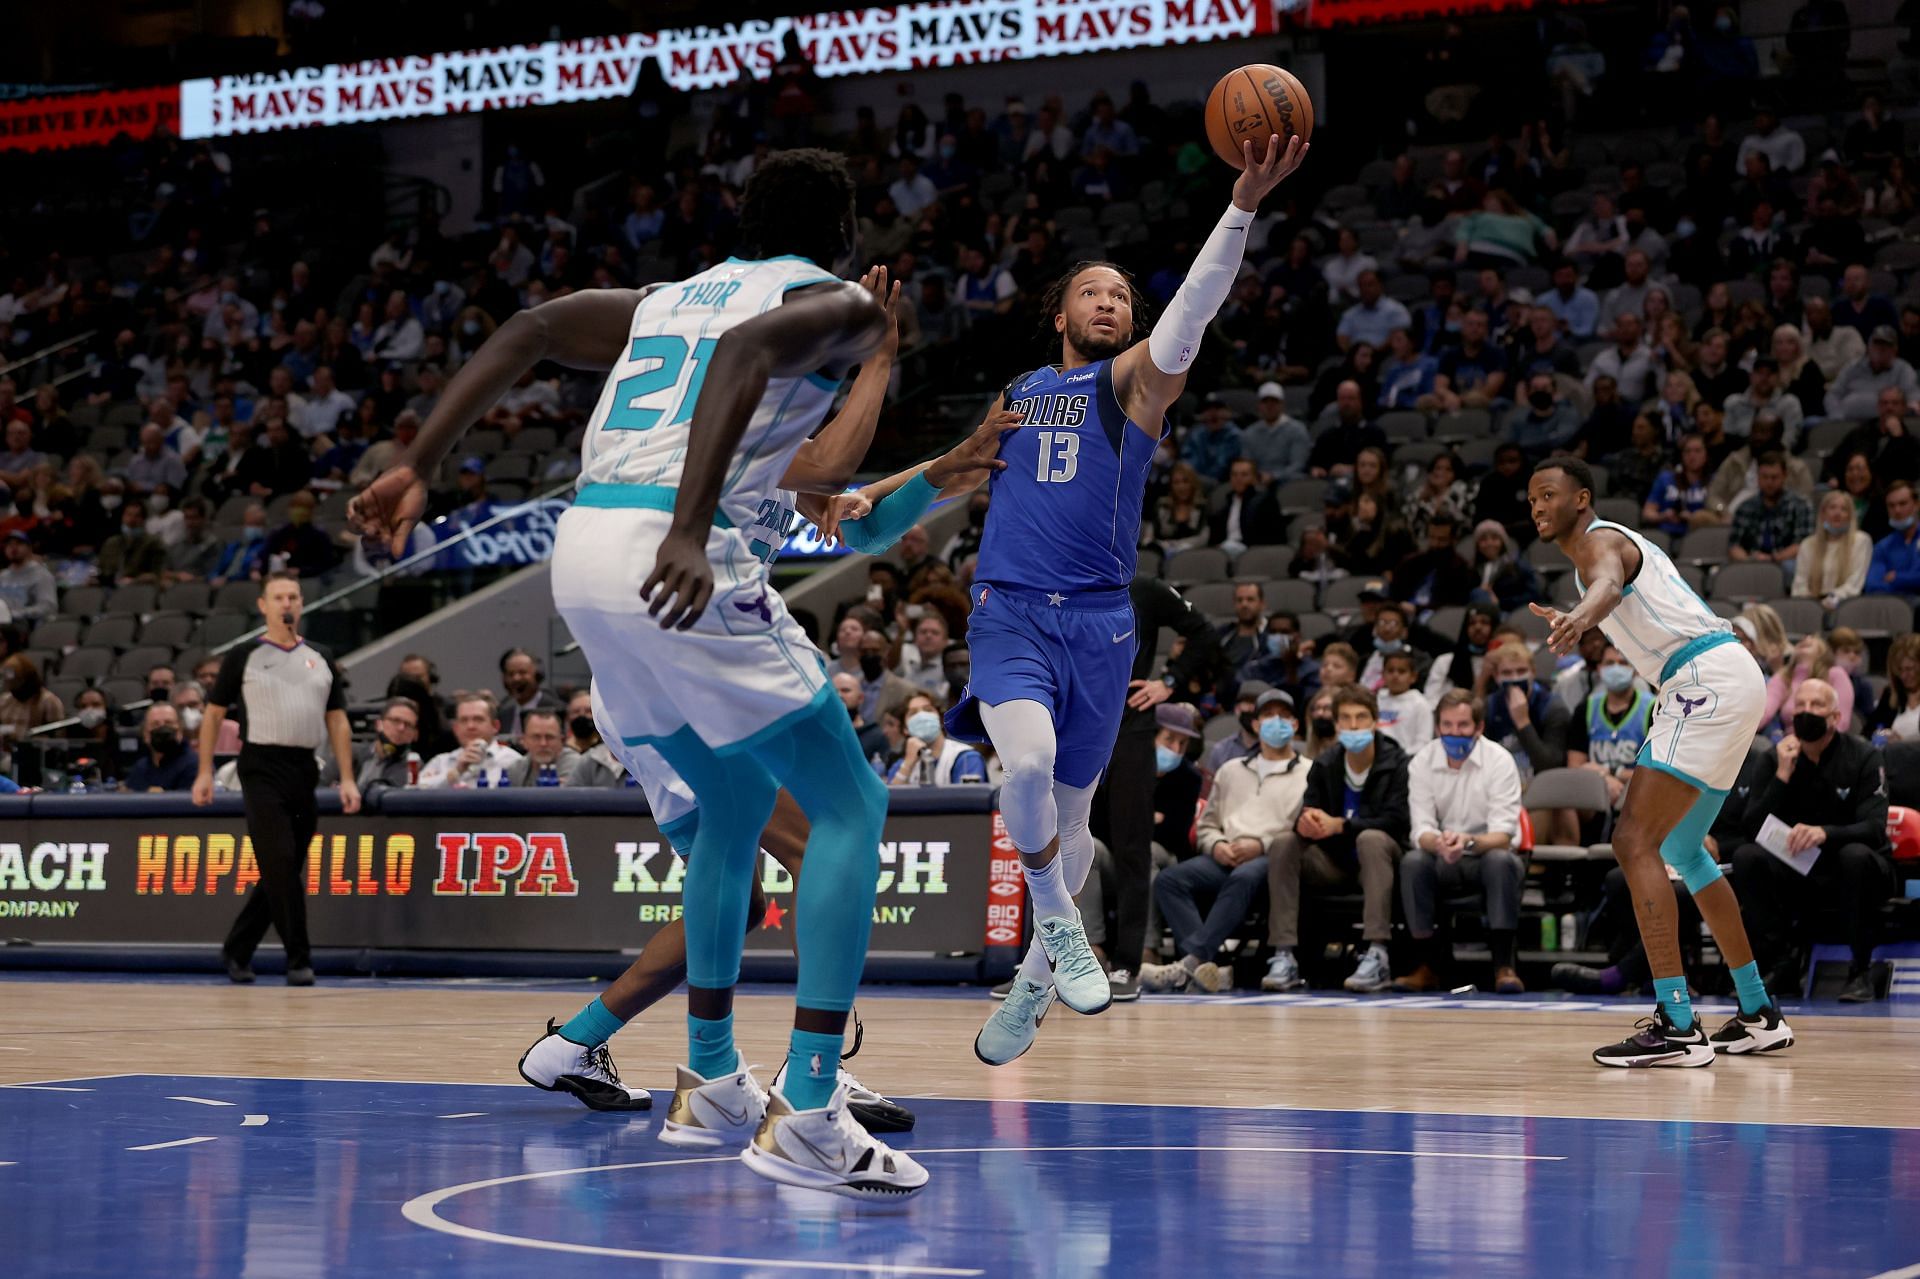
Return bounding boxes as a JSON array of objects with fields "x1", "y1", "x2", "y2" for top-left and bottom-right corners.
[{"x1": 949, "y1": 132, "x2": 1308, "y2": 1066}]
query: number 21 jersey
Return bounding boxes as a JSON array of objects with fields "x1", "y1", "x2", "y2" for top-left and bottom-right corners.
[
  {"x1": 976, "y1": 358, "x2": 1165, "y2": 593},
  {"x1": 577, "y1": 256, "x2": 844, "y2": 532}
]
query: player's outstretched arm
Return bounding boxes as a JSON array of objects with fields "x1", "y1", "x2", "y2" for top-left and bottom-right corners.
[
  {"x1": 644, "y1": 281, "x2": 888, "y2": 628},
  {"x1": 809, "y1": 402, "x2": 1023, "y2": 551},
  {"x1": 783, "y1": 270, "x2": 900, "y2": 496},
  {"x1": 1112, "y1": 134, "x2": 1307, "y2": 430},
  {"x1": 1531, "y1": 535, "x2": 1629, "y2": 655},
  {"x1": 349, "y1": 287, "x2": 643, "y2": 555}
]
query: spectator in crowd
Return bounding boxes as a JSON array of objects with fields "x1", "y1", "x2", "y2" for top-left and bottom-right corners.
[
  {"x1": 1203, "y1": 683, "x2": 1263, "y2": 777},
  {"x1": 1867, "y1": 478, "x2": 1920, "y2": 595},
  {"x1": 96, "y1": 497, "x2": 167, "y2": 584},
  {"x1": 371, "y1": 291, "x2": 424, "y2": 362},
  {"x1": 211, "y1": 504, "x2": 269, "y2": 585},
  {"x1": 417, "y1": 692, "x2": 522, "y2": 788},
  {"x1": 1585, "y1": 313, "x2": 1656, "y2": 403},
  {"x1": 0, "y1": 653, "x2": 61, "y2": 755},
  {"x1": 1147, "y1": 462, "x2": 1209, "y2": 555},
  {"x1": 1803, "y1": 294, "x2": 1866, "y2": 383},
  {"x1": 1826, "y1": 626, "x2": 1878, "y2": 717},
  {"x1": 263, "y1": 490, "x2": 336, "y2": 578},
  {"x1": 1731, "y1": 678, "x2": 1894, "y2": 1002},
  {"x1": 1180, "y1": 399, "x2": 1242, "y2": 484},
  {"x1": 1307, "y1": 389, "x2": 1388, "y2": 477},
  {"x1": 1542, "y1": 261, "x2": 1600, "y2": 340},
  {"x1": 1566, "y1": 642, "x2": 1653, "y2": 813},
  {"x1": 1403, "y1": 453, "x2": 1469, "y2": 537},
  {"x1": 291, "y1": 365, "x2": 354, "y2": 440},
  {"x1": 496, "y1": 648, "x2": 563, "y2": 738},
  {"x1": 1240, "y1": 383, "x2": 1310, "y2": 483},
  {"x1": 1484, "y1": 639, "x2": 1570, "y2": 783},
  {"x1": 356, "y1": 696, "x2": 422, "y2": 796},
  {"x1": 1265, "y1": 684, "x2": 1411, "y2": 994},
  {"x1": 1335, "y1": 271, "x2": 1413, "y2": 351},
  {"x1": 1823, "y1": 386, "x2": 1920, "y2": 488},
  {"x1": 1833, "y1": 263, "x2": 1900, "y2": 339},
  {"x1": 1340, "y1": 494, "x2": 1414, "y2": 578},
  {"x1": 1214, "y1": 581, "x2": 1268, "y2": 686},
  {"x1": 832, "y1": 671, "x2": 890, "y2": 772},
  {"x1": 125, "y1": 702, "x2": 197, "y2": 792},
  {"x1": 504, "y1": 707, "x2": 578, "y2": 787},
  {"x1": 1147, "y1": 701, "x2": 1206, "y2": 859},
  {"x1": 1644, "y1": 433, "x2": 1718, "y2": 537},
  {"x1": 1377, "y1": 328, "x2": 1439, "y2": 409},
  {"x1": 889, "y1": 690, "x2": 986, "y2": 788},
  {"x1": 1598, "y1": 250, "x2": 1658, "y2": 336},
  {"x1": 351, "y1": 411, "x2": 421, "y2": 488},
  {"x1": 1426, "y1": 308, "x2": 1508, "y2": 410},
  {"x1": 1728, "y1": 452, "x2": 1814, "y2": 578},
  {"x1": 1453, "y1": 189, "x2": 1556, "y2": 266},
  {"x1": 1506, "y1": 371, "x2": 1581, "y2": 461},
  {"x1": 1827, "y1": 327, "x2": 1919, "y2": 419},
  {"x1": 899, "y1": 609, "x2": 953, "y2": 694},
  {"x1": 166, "y1": 498, "x2": 221, "y2": 582},
  {"x1": 1865, "y1": 633, "x2": 1920, "y2": 740},
  {"x1": 1375, "y1": 650, "x2": 1434, "y2": 756},
  {"x1": 1564, "y1": 193, "x2": 1628, "y2": 284},
  {"x1": 1721, "y1": 355, "x2": 1803, "y2": 446},
  {"x1": 1607, "y1": 414, "x2": 1669, "y2": 507},
  {"x1": 1735, "y1": 108, "x2": 1807, "y2": 174},
  {"x1": 1687, "y1": 329, "x2": 1747, "y2": 414},
  {"x1": 1208, "y1": 458, "x2": 1284, "y2": 553},
  {"x1": 0, "y1": 421, "x2": 40, "y2": 492},
  {"x1": 1761, "y1": 634, "x2": 1855, "y2": 736},
  {"x1": 1322, "y1": 226, "x2": 1377, "y2": 304},
  {"x1": 1789, "y1": 487, "x2": 1866, "y2": 606},
  {"x1": 0, "y1": 530, "x2": 56, "y2": 622},
  {"x1": 1391, "y1": 512, "x2": 1478, "y2": 612},
  {"x1": 1143, "y1": 691, "x2": 1308, "y2": 993},
  {"x1": 1397, "y1": 689, "x2": 1526, "y2": 993}
]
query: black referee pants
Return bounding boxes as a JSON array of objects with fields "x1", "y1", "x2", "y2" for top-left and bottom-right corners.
[
  {"x1": 1100, "y1": 727, "x2": 1157, "y2": 970},
  {"x1": 223, "y1": 746, "x2": 319, "y2": 971}
]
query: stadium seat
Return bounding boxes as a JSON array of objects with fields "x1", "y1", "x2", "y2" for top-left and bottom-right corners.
[
  {"x1": 1213, "y1": 387, "x2": 1260, "y2": 418},
  {"x1": 1675, "y1": 526, "x2": 1730, "y2": 565},
  {"x1": 22, "y1": 648, "x2": 61, "y2": 678},
  {"x1": 1320, "y1": 577, "x2": 1373, "y2": 613},
  {"x1": 213, "y1": 495, "x2": 253, "y2": 530},
  {"x1": 1165, "y1": 547, "x2": 1230, "y2": 585},
  {"x1": 174, "y1": 648, "x2": 210, "y2": 680},
  {"x1": 1283, "y1": 386, "x2": 1311, "y2": 419},
  {"x1": 1586, "y1": 463, "x2": 1610, "y2": 496},
  {"x1": 1136, "y1": 547, "x2": 1163, "y2": 579},
  {"x1": 509, "y1": 426, "x2": 560, "y2": 454},
  {"x1": 1276, "y1": 478, "x2": 1327, "y2": 515},
  {"x1": 1505, "y1": 606, "x2": 1551, "y2": 641},
  {"x1": 1202, "y1": 713, "x2": 1240, "y2": 747},
  {"x1": 1834, "y1": 596, "x2": 1914, "y2": 640},
  {"x1": 47, "y1": 678, "x2": 86, "y2": 709},
  {"x1": 1262, "y1": 579, "x2": 1318, "y2": 615},
  {"x1": 103, "y1": 583, "x2": 158, "y2": 616},
  {"x1": 81, "y1": 615, "x2": 140, "y2": 650},
  {"x1": 100, "y1": 677, "x2": 148, "y2": 707},
  {"x1": 198, "y1": 611, "x2": 255, "y2": 648},
  {"x1": 57, "y1": 648, "x2": 112, "y2": 683},
  {"x1": 32, "y1": 619, "x2": 83, "y2": 651},
  {"x1": 1708, "y1": 598, "x2": 1742, "y2": 619},
  {"x1": 485, "y1": 454, "x2": 535, "y2": 483},
  {"x1": 1377, "y1": 410, "x2": 1428, "y2": 443},
  {"x1": 1522, "y1": 768, "x2": 1613, "y2": 860},
  {"x1": 1297, "y1": 611, "x2": 1339, "y2": 642},
  {"x1": 139, "y1": 613, "x2": 198, "y2": 649},
  {"x1": 1182, "y1": 582, "x2": 1238, "y2": 617},
  {"x1": 1768, "y1": 597, "x2": 1826, "y2": 639},
  {"x1": 1594, "y1": 498, "x2": 1638, "y2": 525},
  {"x1": 111, "y1": 646, "x2": 174, "y2": 679},
  {"x1": 1806, "y1": 418, "x2": 1862, "y2": 456},
  {"x1": 214, "y1": 581, "x2": 261, "y2": 612},
  {"x1": 157, "y1": 583, "x2": 212, "y2": 615},
  {"x1": 1639, "y1": 527, "x2": 1671, "y2": 554},
  {"x1": 1456, "y1": 438, "x2": 1499, "y2": 470},
  {"x1": 59, "y1": 586, "x2": 107, "y2": 619},
  {"x1": 1394, "y1": 441, "x2": 1447, "y2": 470},
  {"x1": 1427, "y1": 605, "x2": 1466, "y2": 639},
  {"x1": 1232, "y1": 545, "x2": 1293, "y2": 578},
  {"x1": 1525, "y1": 539, "x2": 1572, "y2": 572},
  {"x1": 1711, "y1": 562, "x2": 1788, "y2": 603}
]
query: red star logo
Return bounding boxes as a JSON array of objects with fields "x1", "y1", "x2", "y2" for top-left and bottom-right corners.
[{"x1": 761, "y1": 899, "x2": 786, "y2": 930}]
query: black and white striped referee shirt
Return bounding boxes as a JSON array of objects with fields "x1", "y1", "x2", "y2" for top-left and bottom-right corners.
[{"x1": 207, "y1": 637, "x2": 345, "y2": 749}]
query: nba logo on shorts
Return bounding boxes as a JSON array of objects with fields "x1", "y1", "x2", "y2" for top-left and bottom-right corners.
[{"x1": 977, "y1": 586, "x2": 990, "y2": 606}]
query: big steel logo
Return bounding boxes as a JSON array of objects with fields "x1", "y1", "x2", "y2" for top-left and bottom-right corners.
[
  {"x1": 0, "y1": 842, "x2": 109, "y2": 919},
  {"x1": 610, "y1": 837, "x2": 949, "y2": 925},
  {"x1": 123, "y1": 830, "x2": 578, "y2": 897}
]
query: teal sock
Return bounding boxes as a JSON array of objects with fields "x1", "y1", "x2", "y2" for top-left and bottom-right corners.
[
  {"x1": 1730, "y1": 960, "x2": 1771, "y2": 1016},
  {"x1": 559, "y1": 996, "x2": 626, "y2": 1048},
  {"x1": 688, "y1": 1012, "x2": 736, "y2": 1079},
  {"x1": 1654, "y1": 976, "x2": 1694, "y2": 1031},
  {"x1": 783, "y1": 1029, "x2": 844, "y2": 1111}
]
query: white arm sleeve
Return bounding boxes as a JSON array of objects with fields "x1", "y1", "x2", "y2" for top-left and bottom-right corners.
[{"x1": 1146, "y1": 202, "x2": 1256, "y2": 375}]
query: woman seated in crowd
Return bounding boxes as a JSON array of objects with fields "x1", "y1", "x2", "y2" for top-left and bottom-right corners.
[
  {"x1": 1339, "y1": 492, "x2": 1414, "y2": 578},
  {"x1": 1423, "y1": 603, "x2": 1501, "y2": 702},
  {"x1": 1771, "y1": 324, "x2": 1826, "y2": 411},
  {"x1": 1148, "y1": 462, "x2": 1209, "y2": 555},
  {"x1": 1403, "y1": 451, "x2": 1468, "y2": 541},
  {"x1": 1791, "y1": 489, "x2": 1872, "y2": 608},
  {"x1": 1352, "y1": 446, "x2": 1396, "y2": 514},
  {"x1": 1836, "y1": 452, "x2": 1892, "y2": 541},
  {"x1": 1468, "y1": 519, "x2": 1544, "y2": 612},
  {"x1": 1643, "y1": 432, "x2": 1718, "y2": 537},
  {"x1": 1866, "y1": 635, "x2": 1920, "y2": 742},
  {"x1": 1645, "y1": 370, "x2": 1698, "y2": 445},
  {"x1": 1760, "y1": 633, "x2": 1855, "y2": 737}
]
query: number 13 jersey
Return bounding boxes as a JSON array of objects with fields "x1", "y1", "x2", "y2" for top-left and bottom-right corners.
[
  {"x1": 577, "y1": 256, "x2": 845, "y2": 531},
  {"x1": 978, "y1": 358, "x2": 1166, "y2": 593}
]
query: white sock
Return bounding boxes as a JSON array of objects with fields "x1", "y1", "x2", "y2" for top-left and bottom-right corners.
[
  {"x1": 1022, "y1": 854, "x2": 1076, "y2": 921},
  {"x1": 1017, "y1": 937, "x2": 1054, "y2": 987}
]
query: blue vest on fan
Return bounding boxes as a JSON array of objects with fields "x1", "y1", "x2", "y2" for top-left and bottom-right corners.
[
  {"x1": 974, "y1": 358, "x2": 1166, "y2": 594},
  {"x1": 1584, "y1": 688, "x2": 1653, "y2": 773}
]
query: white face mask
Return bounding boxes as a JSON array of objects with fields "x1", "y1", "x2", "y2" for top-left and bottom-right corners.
[
  {"x1": 179, "y1": 706, "x2": 203, "y2": 732},
  {"x1": 149, "y1": 493, "x2": 170, "y2": 514}
]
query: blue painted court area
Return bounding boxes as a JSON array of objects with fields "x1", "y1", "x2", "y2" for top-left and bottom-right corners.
[{"x1": 1, "y1": 1075, "x2": 1914, "y2": 1278}]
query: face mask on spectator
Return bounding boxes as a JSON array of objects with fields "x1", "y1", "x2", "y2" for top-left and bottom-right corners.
[
  {"x1": 149, "y1": 728, "x2": 179, "y2": 753},
  {"x1": 944, "y1": 663, "x2": 970, "y2": 688},
  {"x1": 147, "y1": 683, "x2": 169, "y2": 701},
  {"x1": 1311, "y1": 716, "x2": 1335, "y2": 739},
  {"x1": 907, "y1": 711, "x2": 941, "y2": 744},
  {"x1": 179, "y1": 707, "x2": 202, "y2": 732},
  {"x1": 1338, "y1": 728, "x2": 1376, "y2": 753},
  {"x1": 1501, "y1": 678, "x2": 1532, "y2": 698},
  {"x1": 99, "y1": 494, "x2": 122, "y2": 511},
  {"x1": 859, "y1": 653, "x2": 885, "y2": 680},
  {"x1": 78, "y1": 706, "x2": 107, "y2": 729},
  {"x1": 1154, "y1": 745, "x2": 1182, "y2": 775},
  {"x1": 1529, "y1": 389, "x2": 1554, "y2": 411},
  {"x1": 149, "y1": 493, "x2": 170, "y2": 514},
  {"x1": 1892, "y1": 515, "x2": 1918, "y2": 532},
  {"x1": 1600, "y1": 664, "x2": 1635, "y2": 692},
  {"x1": 570, "y1": 714, "x2": 597, "y2": 741},
  {"x1": 242, "y1": 525, "x2": 265, "y2": 542},
  {"x1": 1822, "y1": 521, "x2": 1848, "y2": 537},
  {"x1": 1792, "y1": 711, "x2": 1830, "y2": 742},
  {"x1": 463, "y1": 320, "x2": 482, "y2": 337},
  {"x1": 1439, "y1": 734, "x2": 1474, "y2": 761},
  {"x1": 1376, "y1": 638, "x2": 1404, "y2": 655},
  {"x1": 1264, "y1": 633, "x2": 1290, "y2": 657},
  {"x1": 1258, "y1": 717, "x2": 1293, "y2": 749}
]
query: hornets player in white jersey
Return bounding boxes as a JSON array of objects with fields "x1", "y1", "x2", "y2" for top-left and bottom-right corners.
[
  {"x1": 352, "y1": 150, "x2": 1006, "y2": 1199},
  {"x1": 1528, "y1": 457, "x2": 1794, "y2": 1067}
]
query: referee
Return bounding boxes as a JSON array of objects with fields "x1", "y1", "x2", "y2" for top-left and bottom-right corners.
[{"x1": 192, "y1": 572, "x2": 360, "y2": 986}]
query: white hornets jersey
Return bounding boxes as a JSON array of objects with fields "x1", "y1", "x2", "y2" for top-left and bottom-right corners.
[
  {"x1": 1573, "y1": 517, "x2": 1731, "y2": 688},
  {"x1": 577, "y1": 256, "x2": 844, "y2": 532}
]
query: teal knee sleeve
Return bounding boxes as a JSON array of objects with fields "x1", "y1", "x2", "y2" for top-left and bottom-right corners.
[
  {"x1": 1659, "y1": 786, "x2": 1728, "y2": 895},
  {"x1": 838, "y1": 472, "x2": 937, "y2": 555},
  {"x1": 757, "y1": 696, "x2": 887, "y2": 1013},
  {"x1": 659, "y1": 809, "x2": 700, "y2": 857},
  {"x1": 653, "y1": 726, "x2": 777, "y2": 992}
]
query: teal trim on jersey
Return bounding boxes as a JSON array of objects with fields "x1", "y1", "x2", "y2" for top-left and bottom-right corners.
[
  {"x1": 804, "y1": 370, "x2": 842, "y2": 392},
  {"x1": 1634, "y1": 751, "x2": 1715, "y2": 794},
  {"x1": 572, "y1": 482, "x2": 736, "y2": 529},
  {"x1": 1659, "y1": 631, "x2": 1738, "y2": 685},
  {"x1": 712, "y1": 680, "x2": 835, "y2": 757},
  {"x1": 725, "y1": 254, "x2": 821, "y2": 267},
  {"x1": 658, "y1": 809, "x2": 700, "y2": 856}
]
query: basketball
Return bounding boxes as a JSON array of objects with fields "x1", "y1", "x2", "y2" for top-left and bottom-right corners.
[{"x1": 1205, "y1": 64, "x2": 1314, "y2": 168}]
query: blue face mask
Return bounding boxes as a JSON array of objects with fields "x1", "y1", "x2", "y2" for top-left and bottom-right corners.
[
  {"x1": 1376, "y1": 638, "x2": 1405, "y2": 655},
  {"x1": 907, "y1": 711, "x2": 942, "y2": 744},
  {"x1": 1600, "y1": 663, "x2": 1635, "y2": 692},
  {"x1": 1264, "y1": 632, "x2": 1291, "y2": 658},
  {"x1": 1893, "y1": 515, "x2": 1918, "y2": 532},
  {"x1": 1259, "y1": 717, "x2": 1294, "y2": 749},
  {"x1": 1821, "y1": 521, "x2": 1848, "y2": 537},
  {"x1": 1338, "y1": 729, "x2": 1376, "y2": 753},
  {"x1": 1440, "y1": 734, "x2": 1475, "y2": 762},
  {"x1": 1154, "y1": 745, "x2": 1183, "y2": 775}
]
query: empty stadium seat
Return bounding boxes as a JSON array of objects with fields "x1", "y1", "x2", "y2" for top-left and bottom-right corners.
[
  {"x1": 1834, "y1": 596, "x2": 1914, "y2": 640},
  {"x1": 1768, "y1": 597, "x2": 1826, "y2": 639},
  {"x1": 57, "y1": 648, "x2": 112, "y2": 682},
  {"x1": 1276, "y1": 478, "x2": 1326, "y2": 515},
  {"x1": 111, "y1": 646, "x2": 175, "y2": 679},
  {"x1": 1427, "y1": 605, "x2": 1466, "y2": 639},
  {"x1": 1525, "y1": 539, "x2": 1572, "y2": 572},
  {"x1": 157, "y1": 582, "x2": 212, "y2": 615},
  {"x1": 81, "y1": 615, "x2": 140, "y2": 650},
  {"x1": 1434, "y1": 408, "x2": 1492, "y2": 441},
  {"x1": 1297, "y1": 611, "x2": 1339, "y2": 642},
  {"x1": 1263, "y1": 579, "x2": 1318, "y2": 615},
  {"x1": 1523, "y1": 768, "x2": 1613, "y2": 860},
  {"x1": 1675, "y1": 526, "x2": 1730, "y2": 565},
  {"x1": 1377, "y1": 410, "x2": 1428, "y2": 443},
  {"x1": 1232, "y1": 545, "x2": 1293, "y2": 578},
  {"x1": 1165, "y1": 547, "x2": 1230, "y2": 585},
  {"x1": 139, "y1": 613, "x2": 198, "y2": 649},
  {"x1": 32, "y1": 618, "x2": 83, "y2": 650},
  {"x1": 102, "y1": 583, "x2": 159, "y2": 616},
  {"x1": 1711, "y1": 562, "x2": 1789, "y2": 603},
  {"x1": 1182, "y1": 582, "x2": 1239, "y2": 617},
  {"x1": 101, "y1": 677, "x2": 149, "y2": 707},
  {"x1": 1320, "y1": 578, "x2": 1374, "y2": 613},
  {"x1": 198, "y1": 612, "x2": 256, "y2": 648},
  {"x1": 1505, "y1": 605, "x2": 1551, "y2": 641},
  {"x1": 58, "y1": 586, "x2": 107, "y2": 618},
  {"x1": 214, "y1": 581, "x2": 262, "y2": 612}
]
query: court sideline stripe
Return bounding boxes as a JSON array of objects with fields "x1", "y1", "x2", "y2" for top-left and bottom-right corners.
[{"x1": 127, "y1": 1136, "x2": 216, "y2": 1152}]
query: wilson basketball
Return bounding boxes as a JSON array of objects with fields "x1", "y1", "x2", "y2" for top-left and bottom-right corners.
[{"x1": 1205, "y1": 64, "x2": 1314, "y2": 168}]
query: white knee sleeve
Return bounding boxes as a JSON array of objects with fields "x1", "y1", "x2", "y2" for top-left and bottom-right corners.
[
  {"x1": 1053, "y1": 778, "x2": 1099, "y2": 893},
  {"x1": 980, "y1": 700, "x2": 1059, "y2": 854}
]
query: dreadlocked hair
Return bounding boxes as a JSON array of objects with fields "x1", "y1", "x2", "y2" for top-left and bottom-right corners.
[
  {"x1": 1038, "y1": 259, "x2": 1153, "y2": 348},
  {"x1": 737, "y1": 148, "x2": 856, "y2": 270}
]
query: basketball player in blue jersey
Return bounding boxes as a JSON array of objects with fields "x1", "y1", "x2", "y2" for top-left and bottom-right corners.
[
  {"x1": 1528, "y1": 457, "x2": 1794, "y2": 1066},
  {"x1": 353, "y1": 150, "x2": 1006, "y2": 1199},
  {"x1": 946, "y1": 132, "x2": 1308, "y2": 1066}
]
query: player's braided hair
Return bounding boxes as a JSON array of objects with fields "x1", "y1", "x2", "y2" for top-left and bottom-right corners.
[
  {"x1": 737, "y1": 147, "x2": 857, "y2": 270},
  {"x1": 1039, "y1": 260, "x2": 1153, "y2": 348}
]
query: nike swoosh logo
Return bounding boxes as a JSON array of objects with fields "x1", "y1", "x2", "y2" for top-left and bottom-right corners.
[
  {"x1": 1112, "y1": 630, "x2": 1134, "y2": 643},
  {"x1": 706, "y1": 1095, "x2": 749, "y2": 1127},
  {"x1": 789, "y1": 1126, "x2": 846, "y2": 1172}
]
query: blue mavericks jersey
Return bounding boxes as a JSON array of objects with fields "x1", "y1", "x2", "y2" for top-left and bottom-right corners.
[{"x1": 975, "y1": 358, "x2": 1165, "y2": 593}]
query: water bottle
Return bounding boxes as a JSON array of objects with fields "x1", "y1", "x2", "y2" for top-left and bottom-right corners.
[
  {"x1": 622, "y1": 772, "x2": 638, "y2": 787},
  {"x1": 493, "y1": 766, "x2": 510, "y2": 788},
  {"x1": 475, "y1": 768, "x2": 490, "y2": 790},
  {"x1": 1559, "y1": 912, "x2": 1577, "y2": 951},
  {"x1": 538, "y1": 763, "x2": 559, "y2": 787},
  {"x1": 1872, "y1": 728, "x2": 1892, "y2": 750},
  {"x1": 1539, "y1": 912, "x2": 1558, "y2": 951},
  {"x1": 69, "y1": 776, "x2": 87, "y2": 796}
]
